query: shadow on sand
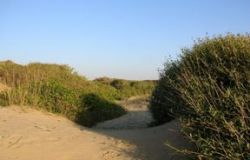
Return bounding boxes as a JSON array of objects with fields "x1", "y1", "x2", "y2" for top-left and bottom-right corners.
[
  {"x1": 79, "y1": 120, "x2": 193, "y2": 160},
  {"x1": 94, "y1": 110, "x2": 152, "y2": 129}
]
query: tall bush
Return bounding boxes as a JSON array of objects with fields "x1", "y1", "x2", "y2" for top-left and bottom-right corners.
[
  {"x1": 149, "y1": 61, "x2": 184, "y2": 124},
  {"x1": 150, "y1": 34, "x2": 250, "y2": 159},
  {"x1": 75, "y1": 93, "x2": 126, "y2": 127}
]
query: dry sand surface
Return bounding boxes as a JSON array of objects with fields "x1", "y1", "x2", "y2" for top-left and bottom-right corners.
[{"x1": 0, "y1": 98, "x2": 191, "y2": 160}]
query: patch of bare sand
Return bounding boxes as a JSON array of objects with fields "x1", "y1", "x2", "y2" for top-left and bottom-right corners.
[
  {"x1": 0, "y1": 106, "x2": 134, "y2": 160},
  {"x1": 0, "y1": 104, "x2": 191, "y2": 160}
]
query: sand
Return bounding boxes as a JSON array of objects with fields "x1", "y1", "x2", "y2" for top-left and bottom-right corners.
[{"x1": 0, "y1": 98, "x2": 191, "y2": 160}]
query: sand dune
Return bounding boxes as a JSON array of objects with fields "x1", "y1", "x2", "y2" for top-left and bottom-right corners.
[{"x1": 0, "y1": 101, "x2": 191, "y2": 160}]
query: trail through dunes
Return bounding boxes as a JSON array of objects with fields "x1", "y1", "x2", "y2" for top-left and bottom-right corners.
[{"x1": 0, "y1": 97, "x2": 191, "y2": 160}]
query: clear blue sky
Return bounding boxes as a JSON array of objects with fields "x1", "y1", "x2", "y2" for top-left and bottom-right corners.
[{"x1": 1, "y1": 0, "x2": 249, "y2": 80}]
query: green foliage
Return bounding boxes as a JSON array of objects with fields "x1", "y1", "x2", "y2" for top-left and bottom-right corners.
[
  {"x1": 94, "y1": 78, "x2": 156, "y2": 97},
  {"x1": 111, "y1": 79, "x2": 129, "y2": 89},
  {"x1": 149, "y1": 61, "x2": 184, "y2": 124},
  {"x1": 0, "y1": 61, "x2": 88, "y2": 89},
  {"x1": 88, "y1": 82, "x2": 121, "y2": 101},
  {"x1": 38, "y1": 80, "x2": 80, "y2": 117},
  {"x1": 75, "y1": 93, "x2": 126, "y2": 127},
  {"x1": 150, "y1": 34, "x2": 250, "y2": 159}
]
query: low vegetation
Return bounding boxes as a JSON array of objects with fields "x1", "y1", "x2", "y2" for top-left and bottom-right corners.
[
  {"x1": 150, "y1": 34, "x2": 250, "y2": 159},
  {"x1": 95, "y1": 77, "x2": 156, "y2": 99},
  {"x1": 0, "y1": 60, "x2": 155, "y2": 126}
]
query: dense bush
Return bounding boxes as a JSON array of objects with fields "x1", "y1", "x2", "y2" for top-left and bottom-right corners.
[
  {"x1": 75, "y1": 93, "x2": 126, "y2": 127},
  {"x1": 149, "y1": 61, "x2": 184, "y2": 124},
  {"x1": 37, "y1": 80, "x2": 80, "y2": 118},
  {"x1": 150, "y1": 34, "x2": 250, "y2": 159}
]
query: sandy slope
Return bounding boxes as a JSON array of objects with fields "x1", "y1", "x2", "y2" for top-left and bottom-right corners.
[{"x1": 0, "y1": 101, "x2": 191, "y2": 160}]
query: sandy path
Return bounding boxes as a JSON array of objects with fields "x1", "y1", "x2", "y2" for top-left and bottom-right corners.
[{"x1": 0, "y1": 99, "x2": 191, "y2": 160}]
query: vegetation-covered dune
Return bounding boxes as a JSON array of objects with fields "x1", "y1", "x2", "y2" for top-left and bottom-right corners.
[{"x1": 0, "y1": 60, "x2": 156, "y2": 126}]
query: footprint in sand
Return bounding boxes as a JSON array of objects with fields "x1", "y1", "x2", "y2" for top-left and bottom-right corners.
[{"x1": 8, "y1": 136, "x2": 23, "y2": 148}]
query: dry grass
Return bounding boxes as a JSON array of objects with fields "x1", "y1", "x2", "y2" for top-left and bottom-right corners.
[{"x1": 0, "y1": 83, "x2": 10, "y2": 92}]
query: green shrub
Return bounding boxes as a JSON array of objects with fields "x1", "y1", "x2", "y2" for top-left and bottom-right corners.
[
  {"x1": 75, "y1": 93, "x2": 126, "y2": 127},
  {"x1": 150, "y1": 34, "x2": 250, "y2": 159},
  {"x1": 94, "y1": 77, "x2": 114, "y2": 84},
  {"x1": 111, "y1": 79, "x2": 129, "y2": 90},
  {"x1": 94, "y1": 78, "x2": 156, "y2": 100},
  {"x1": 111, "y1": 79, "x2": 156, "y2": 99},
  {"x1": 37, "y1": 80, "x2": 80, "y2": 118},
  {"x1": 89, "y1": 82, "x2": 121, "y2": 101},
  {"x1": 149, "y1": 61, "x2": 184, "y2": 124}
]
